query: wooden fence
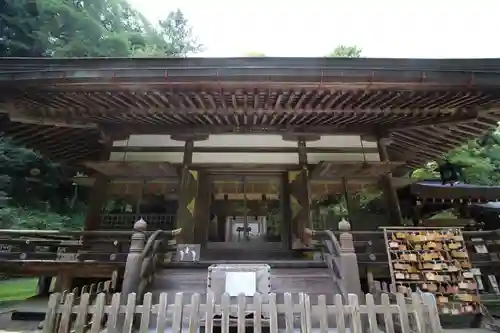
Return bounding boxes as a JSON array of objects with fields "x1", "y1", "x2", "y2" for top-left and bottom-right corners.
[{"x1": 42, "y1": 291, "x2": 441, "y2": 333}]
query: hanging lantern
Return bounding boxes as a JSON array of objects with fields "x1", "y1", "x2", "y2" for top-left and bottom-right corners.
[
  {"x1": 30, "y1": 168, "x2": 40, "y2": 176},
  {"x1": 439, "y1": 161, "x2": 461, "y2": 185}
]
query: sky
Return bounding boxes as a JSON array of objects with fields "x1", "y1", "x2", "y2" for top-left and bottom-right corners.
[{"x1": 127, "y1": 0, "x2": 499, "y2": 58}]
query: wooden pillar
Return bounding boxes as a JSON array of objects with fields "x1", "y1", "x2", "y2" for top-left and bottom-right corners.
[
  {"x1": 54, "y1": 273, "x2": 73, "y2": 292},
  {"x1": 84, "y1": 140, "x2": 112, "y2": 230},
  {"x1": 217, "y1": 215, "x2": 226, "y2": 242},
  {"x1": 36, "y1": 277, "x2": 52, "y2": 296},
  {"x1": 377, "y1": 138, "x2": 403, "y2": 225},
  {"x1": 193, "y1": 172, "x2": 211, "y2": 246},
  {"x1": 281, "y1": 172, "x2": 292, "y2": 249},
  {"x1": 176, "y1": 139, "x2": 198, "y2": 243},
  {"x1": 289, "y1": 139, "x2": 312, "y2": 247},
  {"x1": 411, "y1": 200, "x2": 422, "y2": 226}
]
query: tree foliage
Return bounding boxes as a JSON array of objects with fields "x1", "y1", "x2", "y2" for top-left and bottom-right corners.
[
  {"x1": 412, "y1": 130, "x2": 500, "y2": 185},
  {"x1": 0, "y1": 138, "x2": 89, "y2": 229},
  {"x1": 244, "y1": 51, "x2": 266, "y2": 57},
  {"x1": 0, "y1": 0, "x2": 202, "y2": 57},
  {"x1": 328, "y1": 45, "x2": 363, "y2": 58}
]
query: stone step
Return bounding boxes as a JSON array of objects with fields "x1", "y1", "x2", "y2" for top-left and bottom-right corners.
[
  {"x1": 201, "y1": 248, "x2": 303, "y2": 261},
  {"x1": 148, "y1": 264, "x2": 340, "y2": 304}
]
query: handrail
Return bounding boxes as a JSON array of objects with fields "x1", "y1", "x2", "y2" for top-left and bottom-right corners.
[
  {"x1": 139, "y1": 228, "x2": 181, "y2": 261},
  {"x1": 304, "y1": 228, "x2": 342, "y2": 256},
  {"x1": 0, "y1": 229, "x2": 136, "y2": 236},
  {"x1": 314, "y1": 229, "x2": 500, "y2": 236},
  {"x1": 136, "y1": 228, "x2": 182, "y2": 299},
  {"x1": 0, "y1": 228, "x2": 187, "y2": 237},
  {"x1": 304, "y1": 228, "x2": 345, "y2": 297}
]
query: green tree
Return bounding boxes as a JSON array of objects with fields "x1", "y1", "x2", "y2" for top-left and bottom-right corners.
[
  {"x1": 411, "y1": 128, "x2": 500, "y2": 185},
  {"x1": 0, "y1": 0, "x2": 45, "y2": 56},
  {"x1": 244, "y1": 51, "x2": 266, "y2": 57},
  {"x1": 154, "y1": 10, "x2": 202, "y2": 56},
  {"x1": 328, "y1": 45, "x2": 362, "y2": 58},
  {"x1": 1, "y1": 0, "x2": 202, "y2": 58}
]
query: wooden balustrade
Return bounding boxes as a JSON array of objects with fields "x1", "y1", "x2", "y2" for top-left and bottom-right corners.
[
  {"x1": 100, "y1": 214, "x2": 175, "y2": 230},
  {"x1": 120, "y1": 220, "x2": 180, "y2": 302},
  {"x1": 307, "y1": 222, "x2": 363, "y2": 299},
  {"x1": 42, "y1": 291, "x2": 441, "y2": 333},
  {"x1": 0, "y1": 230, "x2": 132, "y2": 263}
]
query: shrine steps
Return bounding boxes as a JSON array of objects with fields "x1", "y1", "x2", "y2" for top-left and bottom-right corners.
[{"x1": 149, "y1": 260, "x2": 341, "y2": 305}]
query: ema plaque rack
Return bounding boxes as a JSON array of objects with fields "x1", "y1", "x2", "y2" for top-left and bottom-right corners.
[{"x1": 382, "y1": 227, "x2": 480, "y2": 315}]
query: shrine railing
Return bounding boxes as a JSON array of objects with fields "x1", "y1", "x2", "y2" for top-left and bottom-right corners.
[
  {"x1": 120, "y1": 220, "x2": 180, "y2": 303},
  {"x1": 99, "y1": 213, "x2": 175, "y2": 230},
  {"x1": 0, "y1": 229, "x2": 133, "y2": 263},
  {"x1": 306, "y1": 224, "x2": 363, "y2": 299},
  {"x1": 0, "y1": 227, "x2": 177, "y2": 266}
]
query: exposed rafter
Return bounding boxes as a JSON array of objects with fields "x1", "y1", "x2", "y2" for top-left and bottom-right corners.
[{"x1": 1, "y1": 57, "x2": 500, "y2": 166}]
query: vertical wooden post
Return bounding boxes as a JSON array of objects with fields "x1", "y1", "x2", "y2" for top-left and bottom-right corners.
[
  {"x1": 341, "y1": 177, "x2": 352, "y2": 223},
  {"x1": 53, "y1": 272, "x2": 73, "y2": 293},
  {"x1": 121, "y1": 219, "x2": 147, "y2": 297},
  {"x1": 84, "y1": 140, "x2": 112, "y2": 230},
  {"x1": 281, "y1": 172, "x2": 292, "y2": 249},
  {"x1": 36, "y1": 276, "x2": 52, "y2": 296},
  {"x1": 176, "y1": 139, "x2": 199, "y2": 243},
  {"x1": 289, "y1": 138, "x2": 312, "y2": 247},
  {"x1": 243, "y1": 176, "x2": 249, "y2": 241},
  {"x1": 217, "y1": 215, "x2": 226, "y2": 242},
  {"x1": 377, "y1": 138, "x2": 403, "y2": 226},
  {"x1": 193, "y1": 172, "x2": 211, "y2": 246},
  {"x1": 412, "y1": 200, "x2": 422, "y2": 226}
]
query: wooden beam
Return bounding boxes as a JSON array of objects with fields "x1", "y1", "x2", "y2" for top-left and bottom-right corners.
[
  {"x1": 289, "y1": 139, "x2": 312, "y2": 245},
  {"x1": 377, "y1": 138, "x2": 403, "y2": 226},
  {"x1": 103, "y1": 116, "x2": 471, "y2": 136},
  {"x1": 107, "y1": 124, "x2": 375, "y2": 136},
  {"x1": 111, "y1": 146, "x2": 380, "y2": 154},
  {"x1": 176, "y1": 139, "x2": 197, "y2": 242}
]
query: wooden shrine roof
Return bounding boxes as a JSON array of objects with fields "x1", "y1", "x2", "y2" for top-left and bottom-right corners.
[
  {"x1": 409, "y1": 181, "x2": 500, "y2": 202},
  {"x1": 2, "y1": 57, "x2": 500, "y2": 167}
]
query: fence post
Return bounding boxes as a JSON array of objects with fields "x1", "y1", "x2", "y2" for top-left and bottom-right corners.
[
  {"x1": 338, "y1": 219, "x2": 363, "y2": 299},
  {"x1": 121, "y1": 218, "x2": 147, "y2": 297}
]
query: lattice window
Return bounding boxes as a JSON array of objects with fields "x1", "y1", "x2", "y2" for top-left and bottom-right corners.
[{"x1": 99, "y1": 214, "x2": 175, "y2": 230}]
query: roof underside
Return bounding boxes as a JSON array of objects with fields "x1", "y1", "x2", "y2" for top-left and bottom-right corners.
[
  {"x1": 410, "y1": 181, "x2": 500, "y2": 202},
  {"x1": 1, "y1": 57, "x2": 500, "y2": 167}
]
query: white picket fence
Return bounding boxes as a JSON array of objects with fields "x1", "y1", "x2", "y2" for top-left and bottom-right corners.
[{"x1": 42, "y1": 291, "x2": 441, "y2": 333}]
